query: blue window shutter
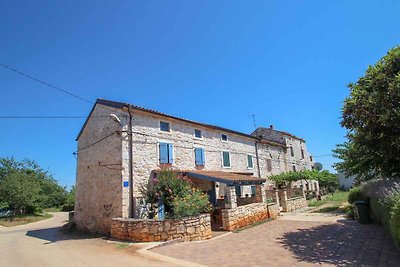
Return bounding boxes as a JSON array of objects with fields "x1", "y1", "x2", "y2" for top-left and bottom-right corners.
[
  {"x1": 168, "y1": 143, "x2": 173, "y2": 163},
  {"x1": 195, "y1": 148, "x2": 201, "y2": 165},
  {"x1": 195, "y1": 148, "x2": 205, "y2": 166},
  {"x1": 159, "y1": 143, "x2": 168, "y2": 163}
]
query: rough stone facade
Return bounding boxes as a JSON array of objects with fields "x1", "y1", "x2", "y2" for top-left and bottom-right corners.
[
  {"x1": 74, "y1": 104, "x2": 126, "y2": 233},
  {"x1": 110, "y1": 214, "x2": 212, "y2": 242},
  {"x1": 75, "y1": 99, "x2": 314, "y2": 234},
  {"x1": 221, "y1": 202, "x2": 279, "y2": 231}
]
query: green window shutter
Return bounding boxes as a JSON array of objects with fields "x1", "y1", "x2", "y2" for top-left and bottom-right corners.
[
  {"x1": 223, "y1": 152, "x2": 230, "y2": 167},
  {"x1": 251, "y1": 186, "x2": 256, "y2": 195},
  {"x1": 247, "y1": 155, "x2": 253, "y2": 168},
  {"x1": 201, "y1": 148, "x2": 205, "y2": 165},
  {"x1": 235, "y1": 185, "x2": 241, "y2": 196}
]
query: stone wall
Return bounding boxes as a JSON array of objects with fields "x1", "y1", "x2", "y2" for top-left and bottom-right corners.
[
  {"x1": 75, "y1": 104, "x2": 126, "y2": 234},
  {"x1": 221, "y1": 202, "x2": 279, "y2": 231},
  {"x1": 281, "y1": 196, "x2": 308, "y2": 212},
  {"x1": 110, "y1": 214, "x2": 212, "y2": 242}
]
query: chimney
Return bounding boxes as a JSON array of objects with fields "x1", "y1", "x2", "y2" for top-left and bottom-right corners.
[{"x1": 269, "y1": 124, "x2": 274, "y2": 130}]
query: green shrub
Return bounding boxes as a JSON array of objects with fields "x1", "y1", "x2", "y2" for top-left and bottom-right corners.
[
  {"x1": 348, "y1": 187, "x2": 366, "y2": 204},
  {"x1": 360, "y1": 179, "x2": 400, "y2": 248},
  {"x1": 390, "y1": 196, "x2": 400, "y2": 247},
  {"x1": 171, "y1": 189, "x2": 211, "y2": 219}
]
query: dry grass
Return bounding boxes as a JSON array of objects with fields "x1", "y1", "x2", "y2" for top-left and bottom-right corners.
[{"x1": 0, "y1": 213, "x2": 53, "y2": 227}]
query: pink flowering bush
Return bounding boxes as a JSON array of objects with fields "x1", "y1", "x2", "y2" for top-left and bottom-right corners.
[{"x1": 140, "y1": 169, "x2": 211, "y2": 219}]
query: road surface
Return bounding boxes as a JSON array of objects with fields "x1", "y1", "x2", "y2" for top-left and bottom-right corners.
[{"x1": 0, "y1": 212, "x2": 166, "y2": 267}]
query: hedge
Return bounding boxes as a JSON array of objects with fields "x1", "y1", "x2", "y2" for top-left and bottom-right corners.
[{"x1": 360, "y1": 179, "x2": 400, "y2": 248}]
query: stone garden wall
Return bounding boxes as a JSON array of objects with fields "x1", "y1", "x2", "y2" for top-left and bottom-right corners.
[
  {"x1": 281, "y1": 196, "x2": 307, "y2": 212},
  {"x1": 111, "y1": 213, "x2": 212, "y2": 242},
  {"x1": 221, "y1": 202, "x2": 279, "y2": 231}
]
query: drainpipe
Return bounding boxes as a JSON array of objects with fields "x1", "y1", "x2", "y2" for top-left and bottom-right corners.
[
  {"x1": 255, "y1": 140, "x2": 261, "y2": 178},
  {"x1": 127, "y1": 106, "x2": 136, "y2": 218}
]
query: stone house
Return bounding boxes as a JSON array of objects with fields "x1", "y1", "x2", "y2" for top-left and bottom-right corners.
[{"x1": 74, "y1": 99, "x2": 315, "y2": 234}]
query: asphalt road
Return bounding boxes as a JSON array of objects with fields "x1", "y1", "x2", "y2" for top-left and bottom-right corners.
[{"x1": 0, "y1": 212, "x2": 166, "y2": 267}]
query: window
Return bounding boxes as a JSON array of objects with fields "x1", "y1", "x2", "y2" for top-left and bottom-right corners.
[
  {"x1": 251, "y1": 186, "x2": 256, "y2": 196},
  {"x1": 222, "y1": 151, "x2": 231, "y2": 167},
  {"x1": 290, "y1": 146, "x2": 294, "y2": 157},
  {"x1": 194, "y1": 129, "x2": 202, "y2": 138},
  {"x1": 160, "y1": 121, "x2": 170, "y2": 132},
  {"x1": 292, "y1": 165, "x2": 296, "y2": 172},
  {"x1": 310, "y1": 155, "x2": 313, "y2": 162},
  {"x1": 301, "y1": 149, "x2": 305, "y2": 159},
  {"x1": 194, "y1": 148, "x2": 205, "y2": 166},
  {"x1": 266, "y1": 159, "x2": 272, "y2": 171},
  {"x1": 159, "y1": 142, "x2": 173, "y2": 164},
  {"x1": 221, "y1": 134, "x2": 228, "y2": 141},
  {"x1": 247, "y1": 155, "x2": 253, "y2": 168},
  {"x1": 235, "y1": 185, "x2": 241, "y2": 197}
]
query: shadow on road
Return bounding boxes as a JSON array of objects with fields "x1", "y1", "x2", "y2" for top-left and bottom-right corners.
[
  {"x1": 278, "y1": 220, "x2": 400, "y2": 266},
  {"x1": 26, "y1": 225, "x2": 106, "y2": 244}
]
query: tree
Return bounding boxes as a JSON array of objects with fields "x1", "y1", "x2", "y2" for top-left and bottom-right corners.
[
  {"x1": 0, "y1": 171, "x2": 41, "y2": 213},
  {"x1": 334, "y1": 46, "x2": 400, "y2": 181},
  {"x1": 0, "y1": 157, "x2": 68, "y2": 213}
]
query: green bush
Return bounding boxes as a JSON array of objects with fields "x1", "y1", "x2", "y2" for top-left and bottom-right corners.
[
  {"x1": 390, "y1": 196, "x2": 400, "y2": 247},
  {"x1": 359, "y1": 179, "x2": 400, "y2": 248},
  {"x1": 348, "y1": 187, "x2": 366, "y2": 204},
  {"x1": 171, "y1": 189, "x2": 211, "y2": 219}
]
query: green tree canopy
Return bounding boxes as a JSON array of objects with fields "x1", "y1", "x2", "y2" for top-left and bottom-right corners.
[
  {"x1": 269, "y1": 170, "x2": 338, "y2": 191},
  {"x1": 334, "y1": 46, "x2": 400, "y2": 181},
  {"x1": 0, "y1": 157, "x2": 68, "y2": 213}
]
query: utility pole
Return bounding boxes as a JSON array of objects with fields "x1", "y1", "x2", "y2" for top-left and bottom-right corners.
[{"x1": 252, "y1": 114, "x2": 257, "y2": 130}]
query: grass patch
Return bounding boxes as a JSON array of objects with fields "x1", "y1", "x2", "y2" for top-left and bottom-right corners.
[
  {"x1": 114, "y1": 243, "x2": 130, "y2": 249},
  {"x1": 308, "y1": 191, "x2": 350, "y2": 213},
  {"x1": 44, "y1": 207, "x2": 62, "y2": 212},
  {"x1": 0, "y1": 213, "x2": 53, "y2": 227}
]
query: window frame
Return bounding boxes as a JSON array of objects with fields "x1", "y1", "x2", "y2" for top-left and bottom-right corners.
[
  {"x1": 159, "y1": 121, "x2": 171, "y2": 133},
  {"x1": 246, "y1": 154, "x2": 254, "y2": 169},
  {"x1": 221, "y1": 134, "x2": 228, "y2": 142},
  {"x1": 194, "y1": 129, "x2": 203, "y2": 139},
  {"x1": 222, "y1": 151, "x2": 231, "y2": 168}
]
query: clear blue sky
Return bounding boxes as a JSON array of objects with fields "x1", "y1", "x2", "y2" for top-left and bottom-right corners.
[{"x1": 1, "y1": 1, "x2": 399, "y2": 187}]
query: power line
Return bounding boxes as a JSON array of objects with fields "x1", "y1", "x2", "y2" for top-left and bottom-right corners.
[
  {"x1": 0, "y1": 115, "x2": 111, "y2": 119},
  {"x1": 313, "y1": 154, "x2": 333, "y2": 158},
  {"x1": 0, "y1": 63, "x2": 93, "y2": 104},
  {"x1": 0, "y1": 63, "x2": 124, "y2": 116}
]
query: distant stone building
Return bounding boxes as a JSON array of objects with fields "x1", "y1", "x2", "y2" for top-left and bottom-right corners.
[{"x1": 74, "y1": 99, "x2": 316, "y2": 233}]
